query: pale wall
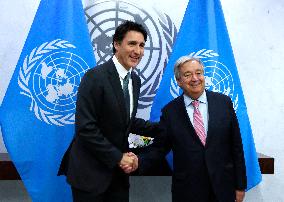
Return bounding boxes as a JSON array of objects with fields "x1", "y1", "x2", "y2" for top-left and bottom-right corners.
[
  {"x1": 221, "y1": 0, "x2": 284, "y2": 201},
  {"x1": 1, "y1": 0, "x2": 284, "y2": 201}
]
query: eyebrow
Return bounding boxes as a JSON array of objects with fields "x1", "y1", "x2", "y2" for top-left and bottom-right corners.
[
  {"x1": 183, "y1": 69, "x2": 203, "y2": 73},
  {"x1": 128, "y1": 40, "x2": 145, "y2": 44}
]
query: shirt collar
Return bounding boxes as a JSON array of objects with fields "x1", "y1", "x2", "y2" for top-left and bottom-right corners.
[
  {"x1": 112, "y1": 55, "x2": 132, "y2": 79},
  {"x1": 183, "y1": 90, "x2": 207, "y2": 107}
]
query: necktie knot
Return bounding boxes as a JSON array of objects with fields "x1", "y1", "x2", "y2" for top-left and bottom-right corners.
[
  {"x1": 123, "y1": 72, "x2": 130, "y2": 85},
  {"x1": 192, "y1": 100, "x2": 199, "y2": 108}
]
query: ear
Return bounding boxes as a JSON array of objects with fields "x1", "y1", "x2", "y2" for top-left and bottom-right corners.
[
  {"x1": 114, "y1": 41, "x2": 120, "y2": 51},
  {"x1": 176, "y1": 78, "x2": 182, "y2": 87}
]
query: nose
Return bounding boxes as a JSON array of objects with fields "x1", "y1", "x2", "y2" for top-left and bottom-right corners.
[
  {"x1": 134, "y1": 45, "x2": 143, "y2": 55},
  {"x1": 191, "y1": 73, "x2": 199, "y2": 81}
]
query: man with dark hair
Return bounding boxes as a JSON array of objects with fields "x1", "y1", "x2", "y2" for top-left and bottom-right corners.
[
  {"x1": 112, "y1": 21, "x2": 147, "y2": 54},
  {"x1": 58, "y1": 20, "x2": 158, "y2": 202},
  {"x1": 134, "y1": 56, "x2": 247, "y2": 202}
]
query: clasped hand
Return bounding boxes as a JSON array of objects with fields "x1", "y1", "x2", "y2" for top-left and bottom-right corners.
[{"x1": 119, "y1": 152, "x2": 138, "y2": 174}]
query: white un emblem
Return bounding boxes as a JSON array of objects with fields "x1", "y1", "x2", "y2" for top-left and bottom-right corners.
[
  {"x1": 204, "y1": 60, "x2": 238, "y2": 110},
  {"x1": 18, "y1": 39, "x2": 89, "y2": 126}
]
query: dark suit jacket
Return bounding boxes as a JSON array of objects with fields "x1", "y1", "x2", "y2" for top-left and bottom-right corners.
[
  {"x1": 58, "y1": 59, "x2": 158, "y2": 194},
  {"x1": 139, "y1": 91, "x2": 247, "y2": 202}
]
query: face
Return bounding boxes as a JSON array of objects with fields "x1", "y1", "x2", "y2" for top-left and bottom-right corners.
[
  {"x1": 177, "y1": 60, "x2": 205, "y2": 100},
  {"x1": 114, "y1": 31, "x2": 145, "y2": 70}
]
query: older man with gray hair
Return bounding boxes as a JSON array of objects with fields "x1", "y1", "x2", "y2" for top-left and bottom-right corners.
[{"x1": 138, "y1": 55, "x2": 247, "y2": 202}]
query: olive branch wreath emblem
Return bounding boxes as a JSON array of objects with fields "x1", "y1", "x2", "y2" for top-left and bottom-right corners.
[{"x1": 18, "y1": 39, "x2": 77, "y2": 126}]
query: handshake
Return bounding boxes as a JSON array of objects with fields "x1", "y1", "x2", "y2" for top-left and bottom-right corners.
[{"x1": 119, "y1": 152, "x2": 138, "y2": 174}]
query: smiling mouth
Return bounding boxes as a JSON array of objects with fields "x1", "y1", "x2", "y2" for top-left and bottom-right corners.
[
  {"x1": 130, "y1": 56, "x2": 140, "y2": 62},
  {"x1": 190, "y1": 83, "x2": 201, "y2": 87}
]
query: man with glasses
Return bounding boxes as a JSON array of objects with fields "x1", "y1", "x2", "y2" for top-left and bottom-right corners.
[{"x1": 135, "y1": 56, "x2": 247, "y2": 202}]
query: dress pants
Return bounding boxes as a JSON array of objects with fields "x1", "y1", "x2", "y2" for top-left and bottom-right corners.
[
  {"x1": 72, "y1": 169, "x2": 129, "y2": 202},
  {"x1": 172, "y1": 176, "x2": 219, "y2": 202}
]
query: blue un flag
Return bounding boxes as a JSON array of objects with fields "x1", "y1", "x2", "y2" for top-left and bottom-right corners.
[
  {"x1": 0, "y1": 0, "x2": 96, "y2": 201},
  {"x1": 150, "y1": 0, "x2": 262, "y2": 190}
]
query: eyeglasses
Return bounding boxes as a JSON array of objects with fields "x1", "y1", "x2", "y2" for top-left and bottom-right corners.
[{"x1": 181, "y1": 71, "x2": 204, "y2": 80}]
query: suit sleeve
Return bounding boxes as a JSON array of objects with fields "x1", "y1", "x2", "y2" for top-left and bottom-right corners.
[
  {"x1": 130, "y1": 118, "x2": 160, "y2": 137},
  {"x1": 129, "y1": 72, "x2": 160, "y2": 137},
  {"x1": 75, "y1": 70, "x2": 122, "y2": 169},
  {"x1": 228, "y1": 97, "x2": 247, "y2": 190},
  {"x1": 138, "y1": 108, "x2": 172, "y2": 174}
]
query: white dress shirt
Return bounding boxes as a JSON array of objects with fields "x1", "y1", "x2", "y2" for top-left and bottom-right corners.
[
  {"x1": 183, "y1": 91, "x2": 209, "y2": 134},
  {"x1": 112, "y1": 56, "x2": 134, "y2": 118}
]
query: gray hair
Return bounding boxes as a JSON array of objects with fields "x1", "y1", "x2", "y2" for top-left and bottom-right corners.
[{"x1": 174, "y1": 56, "x2": 204, "y2": 80}]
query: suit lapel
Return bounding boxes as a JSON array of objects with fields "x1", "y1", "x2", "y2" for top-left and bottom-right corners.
[
  {"x1": 205, "y1": 91, "x2": 216, "y2": 147},
  {"x1": 175, "y1": 96, "x2": 204, "y2": 145},
  {"x1": 106, "y1": 60, "x2": 128, "y2": 124},
  {"x1": 131, "y1": 72, "x2": 139, "y2": 119},
  {"x1": 176, "y1": 95, "x2": 207, "y2": 147}
]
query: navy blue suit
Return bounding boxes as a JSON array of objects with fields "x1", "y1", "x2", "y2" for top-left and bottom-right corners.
[{"x1": 139, "y1": 91, "x2": 247, "y2": 202}]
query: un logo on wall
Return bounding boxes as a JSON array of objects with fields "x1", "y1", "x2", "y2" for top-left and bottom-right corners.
[
  {"x1": 170, "y1": 49, "x2": 239, "y2": 110},
  {"x1": 85, "y1": 0, "x2": 177, "y2": 110},
  {"x1": 18, "y1": 39, "x2": 89, "y2": 126}
]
